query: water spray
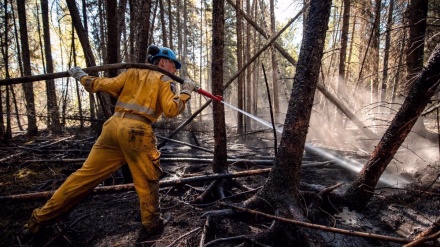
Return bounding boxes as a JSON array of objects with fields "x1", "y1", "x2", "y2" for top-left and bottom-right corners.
[{"x1": 220, "y1": 101, "x2": 410, "y2": 188}]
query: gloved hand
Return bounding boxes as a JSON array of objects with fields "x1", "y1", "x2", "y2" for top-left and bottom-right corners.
[
  {"x1": 68, "y1": 66, "x2": 88, "y2": 81},
  {"x1": 181, "y1": 79, "x2": 196, "y2": 96}
]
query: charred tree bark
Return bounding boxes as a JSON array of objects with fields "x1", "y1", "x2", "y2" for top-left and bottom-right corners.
[
  {"x1": 244, "y1": 0, "x2": 331, "y2": 245},
  {"x1": 212, "y1": 0, "x2": 228, "y2": 174},
  {"x1": 269, "y1": 0, "x2": 279, "y2": 117},
  {"x1": 335, "y1": 0, "x2": 350, "y2": 126},
  {"x1": 134, "y1": 0, "x2": 151, "y2": 63},
  {"x1": 404, "y1": 0, "x2": 434, "y2": 141},
  {"x1": 1, "y1": 0, "x2": 12, "y2": 140},
  {"x1": 41, "y1": 0, "x2": 62, "y2": 134},
  {"x1": 66, "y1": 0, "x2": 113, "y2": 121},
  {"x1": 17, "y1": 0, "x2": 38, "y2": 136},
  {"x1": 344, "y1": 44, "x2": 440, "y2": 210},
  {"x1": 236, "y1": 0, "x2": 244, "y2": 136},
  {"x1": 381, "y1": 0, "x2": 394, "y2": 102}
]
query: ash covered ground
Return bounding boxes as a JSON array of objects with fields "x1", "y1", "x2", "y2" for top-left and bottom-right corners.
[{"x1": 0, "y1": 120, "x2": 439, "y2": 247}]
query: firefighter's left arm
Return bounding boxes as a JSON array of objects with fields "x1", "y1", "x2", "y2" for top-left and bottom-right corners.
[
  {"x1": 159, "y1": 76, "x2": 190, "y2": 118},
  {"x1": 79, "y1": 70, "x2": 130, "y2": 98}
]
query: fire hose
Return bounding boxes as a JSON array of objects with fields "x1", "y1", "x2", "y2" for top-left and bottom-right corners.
[{"x1": 0, "y1": 63, "x2": 223, "y2": 102}]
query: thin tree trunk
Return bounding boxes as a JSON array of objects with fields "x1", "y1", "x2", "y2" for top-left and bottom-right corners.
[
  {"x1": 1, "y1": 0, "x2": 12, "y2": 139},
  {"x1": 168, "y1": 0, "x2": 173, "y2": 50},
  {"x1": 245, "y1": 0, "x2": 253, "y2": 130},
  {"x1": 336, "y1": 0, "x2": 351, "y2": 126},
  {"x1": 148, "y1": 0, "x2": 158, "y2": 45},
  {"x1": 41, "y1": 0, "x2": 62, "y2": 133},
  {"x1": 344, "y1": 44, "x2": 440, "y2": 210},
  {"x1": 106, "y1": 0, "x2": 119, "y2": 77},
  {"x1": 159, "y1": 0, "x2": 168, "y2": 47},
  {"x1": 236, "y1": 0, "x2": 244, "y2": 136},
  {"x1": 381, "y1": 0, "x2": 394, "y2": 102},
  {"x1": 405, "y1": 0, "x2": 428, "y2": 92},
  {"x1": 177, "y1": 0, "x2": 181, "y2": 57},
  {"x1": 371, "y1": 0, "x2": 381, "y2": 100},
  {"x1": 81, "y1": 0, "x2": 96, "y2": 129},
  {"x1": 183, "y1": 0, "x2": 192, "y2": 116},
  {"x1": 405, "y1": 0, "x2": 432, "y2": 140},
  {"x1": 133, "y1": 0, "x2": 151, "y2": 63},
  {"x1": 269, "y1": 0, "x2": 279, "y2": 117},
  {"x1": 117, "y1": 0, "x2": 127, "y2": 61},
  {"x1": 212, "y1": 0, "x2": 228, "y2": 174},
  {"x1": 67, "y1": 0, "x2": 113, "y2": 122},
  {"x1": 17, "y1": 0, "x2": 38, "y2": 136}
]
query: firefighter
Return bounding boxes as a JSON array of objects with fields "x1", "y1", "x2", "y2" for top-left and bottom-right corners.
[{"x1": 22, "y1": 45, "x2": 195, "y2": 238}]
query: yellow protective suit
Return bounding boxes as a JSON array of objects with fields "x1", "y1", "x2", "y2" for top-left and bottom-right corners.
[{"x1": 26, "y1": 68, "x2": 190, "y2": 233}]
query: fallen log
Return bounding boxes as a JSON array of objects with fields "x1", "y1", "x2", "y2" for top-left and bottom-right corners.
[
  {"x1": 21, "y1": 157, "x2": 274, "y2": 165},
  {"x1": 0, "y1": 63, "x2": 184, "y2": 86},
  {"x1": 223, "y1": 203, "x2": 411, "y2": 244},
  {"x1": 0, "y1": 168, "x2": 271, "y2": 202},
  {"x1": 403, "y1": 230, "x2": 440, "y2": 247}
]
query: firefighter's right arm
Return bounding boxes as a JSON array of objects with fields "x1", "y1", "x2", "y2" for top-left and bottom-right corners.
[{"x1": 159, "y1": 78, "x2": 192, "y2": 118}]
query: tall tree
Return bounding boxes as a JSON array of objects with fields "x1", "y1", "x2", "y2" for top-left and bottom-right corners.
[
  {"x1": 168, "y1": 0, "x2": 173, "y2": 50},
  {"x1": 81, "y1": 0, "x2": 97, "y2": 130},
  {"x1": 130, "y1": 0, "x2": 151, "y2": 63},
  {"x1": 212, "y1": 0, "x2": 228, "y2": 174},
  {"x1": 335, "y1": 0, "x2": 351, "y2": 125},
  {"x1": 269, "y1": 0, "x2": 279, "y2": 117},
  {"x1": 405, "y1": 0, "x2": 428, "y2": 91},
  {"x1": 344, "y1": 43, "x2": 440, "y2": 210},
  {"x1": 370, "y1": 0, "x2": 381, "y2": 99},
  {"x1": 236, "y1": 0, "x2": 244, "y2": 136},
  {"x1": 159, "y1": 0, "x2": 168, "y2": 47},
  {"x1": 404, "y1": 0, "x2": 432, "y2": 140},
  {"x1": 244, "y1": 0, "x2": 332, "y2": 244},
  {"x1": 245, "y1": 0, "x2": 252, "y2": 130},
  {"x1": 1, "y1": 0, "x2": 12, "y2": 140},
  {"x1": 17, "y1": 0, "x2": 38, "y2": 136},
  {"x1": 106, "y1": 0, "x2": 119, "y2": 77},
  {"x1": 381, "y1": 0, "x2": 395, "y2": 102},
  {"x1": 41, "y1": 0, "x2": 62, "y2": 133},
  {"x1": 67, "y1": 0, "x2": 113, "y2": 121}
]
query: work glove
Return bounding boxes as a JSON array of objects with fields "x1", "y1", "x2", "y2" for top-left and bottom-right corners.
[
  {"x1": 181, "y1": 79, "x2": 196, "y2": 96},
  {"x1": 68, "y1": 66, "x2": 88, "y2": 81}
]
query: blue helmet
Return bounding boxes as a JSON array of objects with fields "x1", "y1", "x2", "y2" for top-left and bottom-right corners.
[{"x1": 147, "y1": 45, "x2": 181, "y2": 69}]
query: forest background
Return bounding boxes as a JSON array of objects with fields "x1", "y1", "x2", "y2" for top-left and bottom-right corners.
[{"x1": 0, "y1": 0, "x2": 437, "y2": 143}]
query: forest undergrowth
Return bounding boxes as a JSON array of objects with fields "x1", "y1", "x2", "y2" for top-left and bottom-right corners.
[{"x1": 0, "y1": 120, "x2": 439, "y2": 247}]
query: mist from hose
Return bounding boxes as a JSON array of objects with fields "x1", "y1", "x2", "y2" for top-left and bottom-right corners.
[{"x1": 221, "y1": 100, "x2": 410, "y2": 188}]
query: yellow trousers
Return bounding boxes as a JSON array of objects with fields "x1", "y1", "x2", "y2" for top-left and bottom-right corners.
[{"x1": 28, "y1": 115, "x2": 162, "y2": 232}]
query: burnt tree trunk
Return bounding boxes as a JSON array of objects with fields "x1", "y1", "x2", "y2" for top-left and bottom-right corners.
[
  {"x1": 134, "y1": 0, "x2": 151, "y2": 63},
  {"x1": 17, "y1": 0, "x2": 38, "y2": 136},
  {"x1": 404, "y1": 0, "x2": 434, "y2": 141},
  {"x1": 211, "y1": 0, "x2": 228, "y2": 174},
  {"x1": 41, "y1": 0, "x2": 62, "y2": 134},
  {"x1": 244, "y1": 0, "x2": 331, "y2": 245},
  {"x1": 344, "y1": 43, "x2": 440, "y2": 210},
  {"x1": 66, "y1": 0, "x2": 113, "y2": 121}
]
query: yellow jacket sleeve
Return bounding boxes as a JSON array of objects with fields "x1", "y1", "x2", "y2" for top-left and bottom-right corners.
[
  {"x1": 80, "y1": 71, "x2": 128, "y2": 98},
  {"x1": 158, "y1": 76, "x2": 191, "y2": 118}
]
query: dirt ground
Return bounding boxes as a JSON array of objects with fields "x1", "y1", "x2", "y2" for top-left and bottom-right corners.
[{"x1": 0, "y1": 120, "x2": 439, "y2": 247}]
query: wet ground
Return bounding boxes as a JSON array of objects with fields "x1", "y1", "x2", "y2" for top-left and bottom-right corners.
[{"x1": 0, "y1": 121, "x2": 439, "y2": 246}]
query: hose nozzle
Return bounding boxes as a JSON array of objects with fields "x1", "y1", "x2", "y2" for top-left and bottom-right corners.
[{"x1": 194, "y1": 86, "x2": 223, "y2": 102}]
